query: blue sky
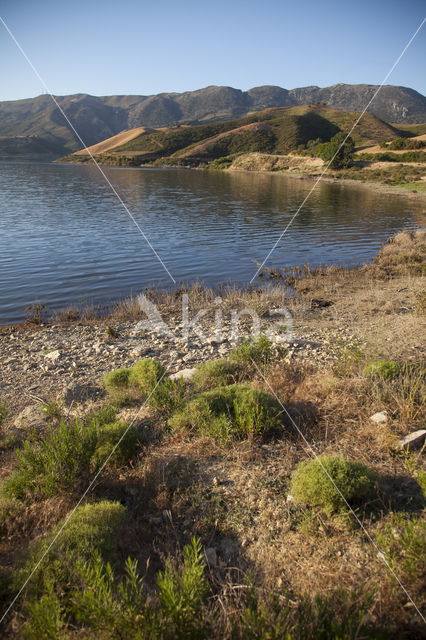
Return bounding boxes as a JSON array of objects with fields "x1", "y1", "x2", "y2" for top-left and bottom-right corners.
[{"x1": 0, "y1": 0, "x2": 424, "y2": 101}]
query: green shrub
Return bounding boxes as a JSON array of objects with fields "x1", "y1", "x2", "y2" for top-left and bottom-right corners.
[
  {"x1": 192, "y1": 358, "x2": 242, "y2": 391},
  {"x1": 229, "y1": 334, "x2": 273, "y2": 367},
  {"x1": 364, "y1": 360, "x2": 401, "y2": 381},
  {"x1": 103, "y1": 367, "x2": 131, "y2": 390},
  {"x1": 316, "y1": 132, "x2": 355, "y2": 169},
  {"x1": 128, "y1": 358, "x2": 166, "y2": 393},
  {"x1": 93, "y1": 420, "x2": 141, "y2": 468},
  {"x1": 22, "y1": 536, "x2": 207, "y2": 639},
  {"x1": 156, "y1": 536, "x2": 208, "y2": 637},
  {"x1": 169, "y1": 385, "x2": 283, "y2": 443},
  {"x1": 103, "y1": 359, "x2": 175, "y2": 409},
  {"x1": 2, "y1": 418, "x2": 97, "y2": 501},
  {"x1": 16, "y1": 501, "x2": 126, "y2": 597},
  {"x1": 290, "y1": 455, "x2": 378, "y2": 515}
]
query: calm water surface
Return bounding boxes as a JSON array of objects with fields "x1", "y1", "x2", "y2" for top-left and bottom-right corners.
[{"x1": 0, "y1": 161, "x2": 423, "y2": 324}]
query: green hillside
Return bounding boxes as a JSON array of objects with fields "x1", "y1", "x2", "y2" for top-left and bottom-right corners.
[{"x1": 62, "y1": 104, "x2": 407, "y2": 166}]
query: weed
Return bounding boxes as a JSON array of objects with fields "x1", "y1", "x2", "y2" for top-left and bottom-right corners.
[
  {"x1": 333, "y1": 340, "x2": 363, "y2": 377},
  {"x1": 364, "y1": 360, "x2": 401, "y2": 381},
  {"x1": 290, "y1": 455, "x2": 378, "y2": 516},
  {"x1": 40, "y1": 400, "x2": 63, "y2": 422},
  {"x1": 169, "y1": 385, "x2": 283, "y2": 443},
  {"x1": 192, "y1": 358, "x2": 243, "y2": 391},
  {"x1": 376, "y1": 513, "x2": 426, "y2": 583},
  {"x1": 157, "y1": 537, "x2": 208, "y2": 638},
  {"x1": 103, "y1": 367, "x2": 132, "y2": 390},
  {"x1": 24, "y1": 302, "x2": 46, "y2": 324},
  {"x1": 0, "y1": 434, "x2": 18, "y2": 451},
  {"x1": 2, "y1": 418, "x2": 97, "y2": 500},
  {"x1": 105, "y1": 325, "x2": 120, "y2": 339},
  {"x1": 22, "y1": 536, "x2": 207, "y2": 639},
  {"x1": 237, "y1": 577, "x2": 377, "y2": 639},
  {"x1": 229, "y1": 334, "x2": 273, "y2": 367}
]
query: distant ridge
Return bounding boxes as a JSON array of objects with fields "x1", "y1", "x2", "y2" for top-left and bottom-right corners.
[{"x1": 0, "y1": 83, "x2": 425, "y2": 157}]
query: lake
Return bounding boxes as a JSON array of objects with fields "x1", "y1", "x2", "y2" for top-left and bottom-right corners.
[{"x1": 0, "y1": 161, "x2": 423, "y2": 324}]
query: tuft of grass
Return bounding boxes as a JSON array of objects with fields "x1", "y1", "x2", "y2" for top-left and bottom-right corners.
[
  {"x1": 376, "y1": 513, "x2": 426, "y2": 583},
  {"x1": 290, "y1": 455, "x2": 378, "y2": 516},
  {"x1": 103, "y1": 367, "x2": 132, "y2": 391},
  {"x1": 2, "y1": 418, "x2": 98, "y2": 501},
  {"x1": 169, "y1": 385, "x2": 283, "y2": 443},
  {"x1": 192, "y1": 358, "x2": 243, "y2": 391},
  {"x1": 364, "y1": 360, "x2": 401, "y2": 381},
  {"x1": 229, "y1": 334, "x2": 273, "y2": 368}
]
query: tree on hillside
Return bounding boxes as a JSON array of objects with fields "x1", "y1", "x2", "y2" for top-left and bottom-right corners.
[{"x1": 317, "y1": 132, "x2": 355, "y2": 169}]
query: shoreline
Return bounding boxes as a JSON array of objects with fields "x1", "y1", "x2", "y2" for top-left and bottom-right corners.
[{"x1": 55, "y1": 154, "x2": 426, "y2": 199}]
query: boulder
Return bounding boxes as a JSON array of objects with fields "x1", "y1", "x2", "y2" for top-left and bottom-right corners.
[{"x1": 14, "y1": 404, "x2": 45, "y2": 430}]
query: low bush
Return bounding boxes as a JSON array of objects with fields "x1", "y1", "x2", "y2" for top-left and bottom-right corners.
[
  {"x1": 2, "y1": 406, "x2": 143, "y2": 501},
  {"x1": 229, "y1": 334, "x2": 273, "y2": 368},
  {"x1": 104, "y1": 359, "x2": 183, "y2": 412},
  {"x1": 15, "y1": 501, "x2": 126, "y2": 598},
  {"x1": 92, "y1": 420, "x2": 141, "y2": 468},
  {"x1": 192, "y1": 358, "x2": 243, "y2": 391},
  {"x1": 128, "y1": 358, "x2": 166, "y2": 395},
  {"x1": 2, "y1": 418, "x2": 97, "y2": 501},
  {"x1": 169, "y1": 385, "x2": 283, "y2": 443},
  {"x1": 22, "y1": 536, "x2": 208, "y2": 639},
  {"x1": 290, "y1": 455, "x2": 378, "y2": 515},
  {"x1": 364, "y1": 360, "x2": 401, "y2": 381}
]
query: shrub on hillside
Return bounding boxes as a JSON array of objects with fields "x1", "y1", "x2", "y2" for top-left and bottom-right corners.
[
  {"x1": 290, "y1": 455, "x2": 378, "y2": 515},
  {"x1": 169, "y1": 385, "x2": 283, "y2": 443},
  {"x1": 192, "y1": 358, "x2": 243, "y2": 391},
  {"x1": 364, "y1": 360, "x2": 401, "y2": 381},
  {"x1": 317, "y1": 132, "x2": 355, "y2": 169}
]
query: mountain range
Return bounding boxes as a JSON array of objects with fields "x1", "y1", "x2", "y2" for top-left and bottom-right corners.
[{"x1": 0, "y1": 83, "x2": 425, "y2": 158}]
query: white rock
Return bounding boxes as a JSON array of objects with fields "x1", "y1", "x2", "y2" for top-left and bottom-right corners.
[
  {"x1": 170, "y1": 368, "x2": 196, "y2": 381},
  {"x1": 45, "y1": 349, "x2": 61, "y2": 361},
  {"x1": 398, "y1": 430, "x2": 426, "y2": 451},
  {"x1": 370, "y1": 411, "x2": 388, "y2": 425}
]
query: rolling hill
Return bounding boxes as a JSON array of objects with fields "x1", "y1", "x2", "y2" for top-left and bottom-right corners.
[
  {"x1": 0, "y1": 83, "x2": 425, "y2": 158},
  {"x1": 60, "y1": 104, "x2": 413, "y2": 167}
]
